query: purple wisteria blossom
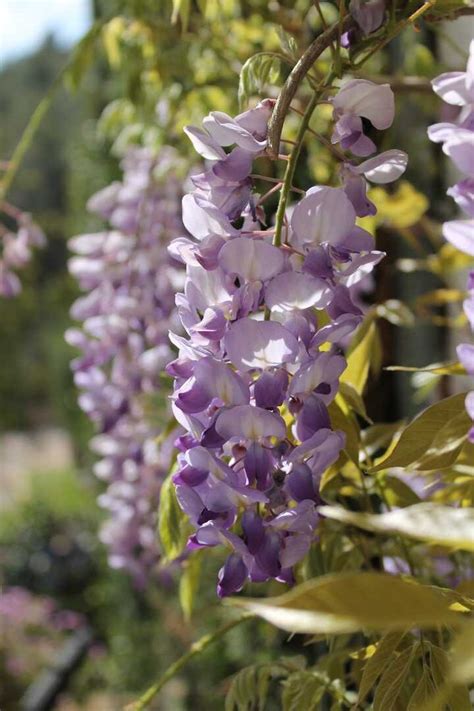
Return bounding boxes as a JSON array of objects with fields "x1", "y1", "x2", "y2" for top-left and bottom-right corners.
[
  {"x1": 429, "y1": 42, "x2": 474, "y2": 442},
  {"x1": 67, "y1": 147, "x2": 186, "y2": 584},
  {"x1": 0, "y1": 203, "x2": 45, "y2": 297},
  {"x1": 168, "y1": 83, "x2": 407, "y2": 596}
]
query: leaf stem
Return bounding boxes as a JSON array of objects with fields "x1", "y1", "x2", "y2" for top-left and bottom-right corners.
[
  {"x1": 127, "y1": 614, "x2": 253, "y2": 710},
  {"x1": 272, "y1": 71, "x2": 336, "y2": 248}
]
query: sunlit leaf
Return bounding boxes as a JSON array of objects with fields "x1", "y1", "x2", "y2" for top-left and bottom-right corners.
[
  {"x1": 369, "y1": 181, "x2": 428, "y2": 229},
  {"x1": 341, "y1": 319, "x2": 380, "y2": 395},
  {"x1": 319, "y1": 503, "x2": 474, "y2": 552},
  {"x1": 370, "y1": 392, "x2": 471, "y2": 472},
  {"x1": 339, "y1": 382, "x2": 373, "y2": 423},
  {"x1": 179, "y1": 550, "x2": 203, "y2": 621},
  {"x1": 373, "y1": 643, "x2": 417, "y2": 710},
  {"x1": 238, "y1": 53, "x2": 281, "y2": 108},
  {"x1": 449, "y1": 622, "x2": 474, "y2": 685},
  {"x1": 329, "y1": 399, "x2": 360, "y2": 465},
  {"x1": 376, "y1": 299, "x2": 415, "y2": 327},
  {"x1": 228, "y1": 572, "x2": 465, "y2": 635},
  {"x1": 386, "y1": 361, "x2": 465, "y2": 376},
  {"x1": 101, "y1": 17, "x2": 126, "y2": 68},
  {"x1": 358, "y1": 631, "x2": 408, "y2": 704},
  {"x1": 158, "y1": 473, "x2": 188, "y2": 562}
]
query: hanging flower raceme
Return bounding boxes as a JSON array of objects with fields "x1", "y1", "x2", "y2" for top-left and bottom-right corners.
[
  {"x1": 428, "y1": 41, "x2": 474, "y2": 441},
  {"x1": 169, "y1": 82, "x2": 407, "y2": 597},
  {"x1": 67, "y1": 147, "x2": 186, "y2": 585},
  {"x1": 0, "y1": 201, "x2": 45, "y2": 297}
]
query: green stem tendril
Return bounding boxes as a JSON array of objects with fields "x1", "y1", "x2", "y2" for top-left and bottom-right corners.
[
  {"x1": 272, "y1": 70, "x2": 336, "y2": 249},
  {"x1": 127, "y1": 613, "x2": 253, "y2": 711}
]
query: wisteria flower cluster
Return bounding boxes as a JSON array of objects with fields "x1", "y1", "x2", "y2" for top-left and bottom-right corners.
[
  {"x1": 0, "y1": 201, "x2": 45, "y2": 297},
  {"x1": 168, "y1": 80, "x2": 407, "y2": 596},
  {"x1": 67, "y1": 147, "x2": 185, "y2": 585},
  {"x1": 428, "y1": 41, "x2": 474, "y2": 441}
]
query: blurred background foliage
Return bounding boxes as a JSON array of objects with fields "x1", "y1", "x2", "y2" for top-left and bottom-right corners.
[{"x1": 0, "y1": 0, "x2": 472, "y2": 708}]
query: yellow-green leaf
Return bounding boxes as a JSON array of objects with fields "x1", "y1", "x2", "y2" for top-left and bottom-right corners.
[
  {"x1": 329, "y1": 399, "x2": 360, "y2": 465},
  {"x1": 158, "y1": 473, "x2": 188, "y2": 562},
  {"x1": 370, "y1": 392, "x2": 471, "y2": 472},
  {"x1": 373, "y1": 643, "x2": 417, "y2": 711},
  {"x1": 319, "y1": 503, "x2": 474, "y2": 552},
  {"x1": 179, "y1": 550, "x2": 203, "y2": 621},
  {"x1": 228, "y1": 572, "x2": 464, "y2": 635},
  {"x1": 385, "y1": 361, "x2": 465, "y2": 376},
  {"x1": 339, "y1": 381, "x2": 373, "y2": 423},
  {"x1": 449, "y1": 622, "x2": 474, "y2": 685},
  {"x1": 358, "y1": 631, "x2": 407, "y2": 704},
  {"x1": 341, "y1": 320, "x2": 380, "y2": 395}
]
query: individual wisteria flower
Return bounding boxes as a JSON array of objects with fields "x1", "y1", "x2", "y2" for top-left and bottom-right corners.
[
  {"x1": 429, "y1": 44, "x2": 474, "y2": 442},
  {"x1": 0, "y1": 202, "x2": 45, "y2": 297},
  {"x1": 342, "y1": 0, "x2": 385, "y2": 47},
  {"x1": 67, "y1": 146, "x2": 186, "y2": 585},
  {"x1": 168, "y1": 83, "x2": 407, "y2": 596},
  {"x1": 330, "y1": 79, "x2": 394, "y2": 156}
]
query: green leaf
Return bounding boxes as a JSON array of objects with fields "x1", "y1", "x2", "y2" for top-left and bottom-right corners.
[
  {"x1": 226, "y1": 661, "x2": 293, "y2": 711},
  {"x1": 158, "y1": 473, "x2": 188, "y2": 562},
  {"x1": 228, "y1": 572, "x2": 464, "y2": 635},
  {"x1": 449, "y1": 622, "x2": 474, "y2": 685},
  {"x1": 358, "y1": 631, "x2": 407, "y2": 704},
  {"x1": 171, "y1": 0, "x2": 191, "y2": 30},
  {"x1": 65, "y1": 21, "x2": 103, "y2": 91},
  {"x1": 377, "y1": 299, "x2": 415, "y2": 327},
  {"x1": 282, "y1": 671, "x2": 327, "y2": 711},
  {"x1": 179, "y1": 550, "x2": 202, "y2": 621},
  {"x1": 341, "y1": 319, "x2": 381, "y2": 395},
  {"x1": 238, "y1": 53, "x2": 281, "y2": 108},
  {"x1": 329, "y1": 399, "x2": 360, "y2": 465},
  {"x1": 101, "y1": 17, "x2": 125, "y2": 68},
  {"x1": 319, "y1": 503, "x2": 474, "y2": 552},
  {"x1": 370, "y1": 392, "x2": 471, "y2": 472},
  {"x1": 445, "y1": 684, "x2": 472, "y2": 711},
  {"x1": 339, "y1": 382, "x2": 373, "y2": 423},
  {"x1": 382, "y1": 475, "x2": 421, "y2": 507},
  {"x1": 373, "y1": 643, "x2": 417, "y2": 711},
  {"x1": 276, "y1": 26, "x2": 299, "y2": 59},
  {"x1": 385, "y1": 362, "x2": 465, "y2": 376}
]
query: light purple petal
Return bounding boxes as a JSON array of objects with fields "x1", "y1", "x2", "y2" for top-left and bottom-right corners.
[
  {"x1": 184, "y1": 125, "x2": 226, "y2": 160},
  {"x1": 216, "y1": 405, "x2": 286, "y2": 441},
  {"x1": 219, "y1": 237, "x2": 284, "y2": 281},
  {"x1": 265, "y1": 271, "x2": 333, "y2": 313},
  {"x1": 355, "y1": 150, "x2": 408, "y2": 184},
  {"x1": 333, "y1": 79, "x2": 394, "y2": 129},
  {"x1": 203, "y1": 111, "x2": 266, "y2": 153},
  {"x1": 182, "y1": 194, "x2": 238, "y2": 240},
  {"x1": 447, "y1": 179, "x2": 474, "y2": 218},
  {"x1": 442, "y1": 220, "x2": 474, "y2": 256},
  {"x1": 443, "y1": 131, "x2": 474, "y2": 177},
  {"x1": 427, "y1": 122, "x2": 460, "y2": 144},
  {"x1": 288, "y1": 352, "x2": 347, "y2": 400},
  {"x1": 350, "y1": 0, "x2": 385, "y2": 34},
  {"x1": 291, "y1": 187, "x2": 356, "y2": 247},
  {"x1": 457, "y1": 343, "x2": 474, "y2": 375},
  {"x1": 224, "y1": 318, "x2": 299, "y2": 370},
  {"x1": 431, "y1": 72, "x2": 472, "y2": 106},
  {"x1": 465, "y1": 391, "x2": 474, "y2": 419}
]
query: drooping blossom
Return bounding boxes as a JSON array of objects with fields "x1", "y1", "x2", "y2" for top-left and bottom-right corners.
[
  {"x1": 428, "y1": 43, "x2": 474, "y2": 442},
  {"x1": 168, "y1": 83, "x2": 407, "y2": 596},
  {"x1": 0, "y1": 202, "x2": 45, "y2": 297},
  {"x1": 67, "y1": 146, "x2": 186, "y2": 584}
]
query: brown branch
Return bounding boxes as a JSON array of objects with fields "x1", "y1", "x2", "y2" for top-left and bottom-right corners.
[{"x1": 267, "y1": 15, "x2": 356, "y2": 158}]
